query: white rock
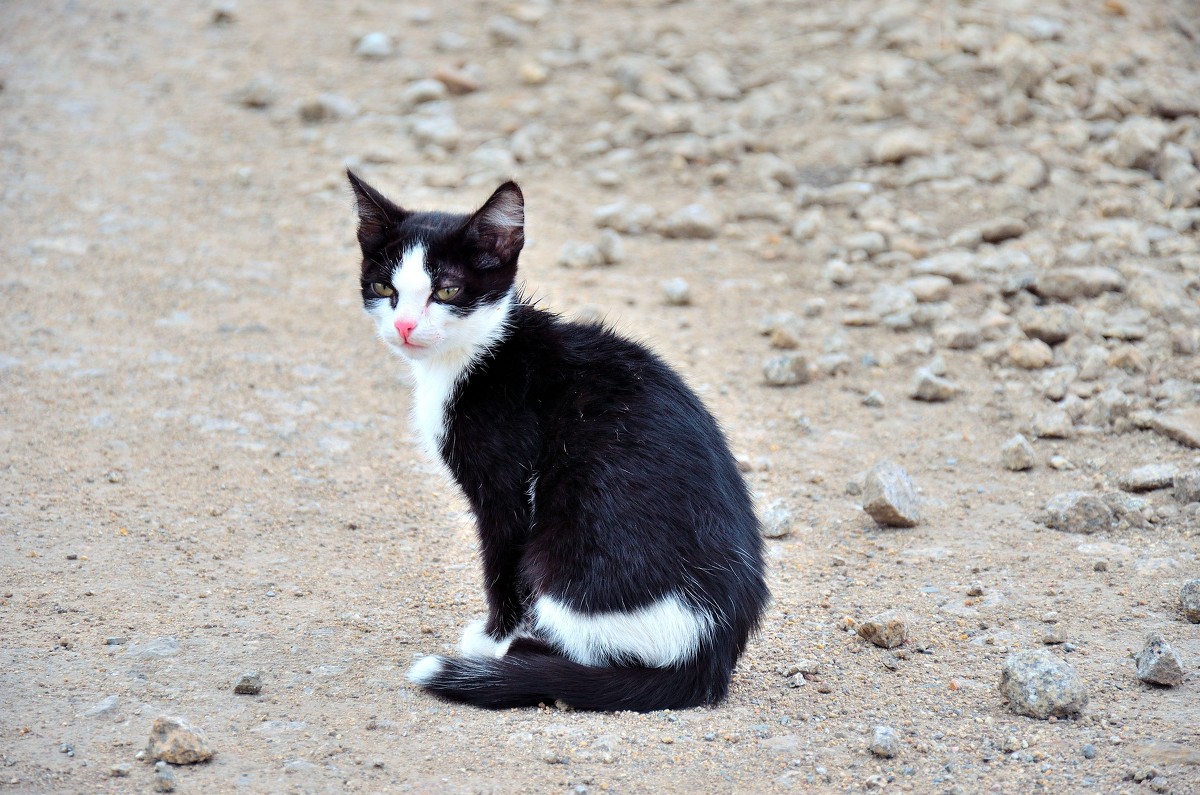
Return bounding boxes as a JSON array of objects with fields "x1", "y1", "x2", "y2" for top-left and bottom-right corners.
[
  {"x1": 873, "y1": 127, "x2": 933, "y2": 164},
  {"x1": 355, "y1": 32, "x2": 394, "y2": 58},
  {"x1": 661, "y1": 277, "x2": 692, "y2": 306}
]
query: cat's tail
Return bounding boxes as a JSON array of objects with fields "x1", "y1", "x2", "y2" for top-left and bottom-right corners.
[{"x1": 406, "y1": 640, "x2": 731, "y2": 712}]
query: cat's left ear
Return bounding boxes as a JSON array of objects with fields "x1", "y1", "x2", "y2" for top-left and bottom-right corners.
[
  {"x1": 348, "y1": 170, "x2": 408, "y2": 247},
  {"x1": 466, "y1": 181, "x2": 524, "y2": 267}
]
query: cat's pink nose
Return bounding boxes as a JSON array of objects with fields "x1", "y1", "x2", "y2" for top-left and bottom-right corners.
[{"x1": 394, "y1": 318, "x2": 417, "y2": 342}]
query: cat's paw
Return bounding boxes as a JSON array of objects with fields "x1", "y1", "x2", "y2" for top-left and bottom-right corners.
[
  {"x1": 459, "y1": 618, "x2": 514, "y2": 659},
  {"x1": 406, "y1": 655, "x2": 445, "y2": 685}
]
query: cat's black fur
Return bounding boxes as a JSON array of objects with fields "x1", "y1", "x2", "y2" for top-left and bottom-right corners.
[{"x1": 350, "y1": 171, "x2": 769, "y2": 711}]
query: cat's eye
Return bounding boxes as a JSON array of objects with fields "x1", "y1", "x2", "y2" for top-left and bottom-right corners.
[
  {"x1": 371, "y1": 282, "x2": 395, "y2": 298},
  {"x1": 435, "y1": 286, "x2": 460, "y2": 302}
]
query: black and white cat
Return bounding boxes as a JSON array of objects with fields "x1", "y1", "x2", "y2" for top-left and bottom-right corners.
[{"x1": 349, "y1": 172, "x2": 769, "y2": 711}]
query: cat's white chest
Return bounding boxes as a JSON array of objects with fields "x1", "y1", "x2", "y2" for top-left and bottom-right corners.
[{"x1": 409, "y1": 360, "x2": 462, "y2": 459}]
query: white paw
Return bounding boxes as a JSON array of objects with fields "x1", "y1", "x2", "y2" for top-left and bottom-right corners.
[
  {"x1": 459, "y1": 619, "x2": 514, "y2": 659},
  {"x1": 406, "y1": 655, "x2": 444, "y2": 685}
]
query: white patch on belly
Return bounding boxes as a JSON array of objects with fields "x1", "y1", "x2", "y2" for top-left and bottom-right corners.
[{"x1": 532, "y1": 594, "x2": 714, "y2": 668}]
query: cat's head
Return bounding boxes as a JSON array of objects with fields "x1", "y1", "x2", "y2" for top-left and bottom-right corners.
[{"x1": 348, "y1": 171, "x2": 524, "y2": 364}]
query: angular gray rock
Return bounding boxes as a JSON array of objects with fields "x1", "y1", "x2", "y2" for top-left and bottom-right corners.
[
  {"x1": 910, "y1": 368, "x2": 960, "y2": 402},
  {"x1": 1041, "y1": 492, "x2": 1115, "y2": 534},
  {"x1": 1182, "y1": 579, "x2": 1200, "y2": 623},
  {"x1": 872, "y1": 127, "x2": 933, "y2": 164},
  {"x1": 1000, "y1": 650, "x2": 1088, "y2": 719},
  {"x1": 233, "y1": 672, "x2": 263, "y2": 695},
  {"x1": 1148, "y1": 410, "x2": 1200, "y2": 449},
  {"x1": 1176, "y1": 471, "x2": 1200, "y2": 504},
  {"x1": 146, "y1": 716, "x2": 214, "y2": 765},
  {"x1": 1008, "y1": 339, "x2": 1053, "y2": 369},
  {"x1": 763, "y1": 353, "x2": 809, "y2": 386},
  {"x1": 857, "y1": 610, "x2": 910, "y2": 649},
  {"x1": 869, "y1": 726, "x2": 900, "y2": 758},
  {"x1": 1031, "y1": 267, "x2": 1125, "y2": 300},
  {"x1": 661, "y1": 277, "x2": 692, "y2": 306},
  {"x1": 1001, "y1": 434, "x2": 1036, "y2": 471},
  {"x1": 759, "y1": 500, "x2": 792, "y2": 539},
  {"x1": 862, "y1": 461, "x2": 920, "y2": 528},
  {"x1": 557, "y1": 241, "x2": 604, "y2": 269},
  {"x1": 355, "y1": 32, "x2": 393, "y2": 58},
  {"x1": 658, "y1": 204, "x2": 722, "y2": 239},
  {"x1": 1135, "y1": 634, "x2": 1184, "y2": 687},
  {"x1": 1119, "y1": 464, "x2": 1177, "y2": 493}
]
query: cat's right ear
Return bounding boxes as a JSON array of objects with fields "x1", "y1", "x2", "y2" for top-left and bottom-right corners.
[{"x1": 348, "y1": 170, "x2": 407, "y2": 247}]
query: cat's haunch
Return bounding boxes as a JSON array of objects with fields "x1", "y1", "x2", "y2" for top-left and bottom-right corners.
[{"x1": 350, "y1": 172, "x2": 769, "y2": 711}]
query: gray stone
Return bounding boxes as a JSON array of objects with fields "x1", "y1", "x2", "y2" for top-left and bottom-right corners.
[
  {"x1": 127, "y1": 637, "x2": 180, "y2": 659},
  {"x1": 872, "y1": 127, "x2": 933, "y2": 164},
  {"x1": 760, "y1": 500, "x2": 792, "y2": 539},
  {"x1": 763, "y1": 353, "x2": 809, "y2": 386},
  {"x1": 486, "y1": 15, "x2": 527, "y2": 46},
  {"x1": 1008, "y1": 339, "x2": 1054, "y2": 369},
  {"x1": 233, "y1": 672, "x2": 263, "y2": 695},
  {"x1": 1135, "y1": 634, "x2": 1185, "y2": 687},
  {"x1": 869, "y1": 726, "x2": 900, "y2": 758},
  {"x1": 862, "y1": 461, "x2": 920, "y2": 528},
  {"x1": 986, "y1": 33, "x2": 1053, "y2": 95},
  {"x1": 910, "y1": 368, "x2": 960, "y2": 402},
  {"x1": 410, "y1": 112, "x2": 462, "y2": 150},
  {"x1": 109, "y1": 763, "x2": 132, "y2": 778},
  {"x1": 154, "y1": 761, "x2": 176, "y2": 792},
  {"x1": 1033, "y1": 267, "x2": 1125, "y2": 300},
  {"x1": 999, "y1": 650, "x2": 1088, "y2": 719},
  {"x1": 1148, "y1": 410, "x2": 1200, "y2": 449},
  {"x1": 298, "y1": 93, "x2": 358, "y2": 123},
  {"x1": 355, "y1": 32, "x2": 393, "y2": 58},
  {"x1": 594, "y1": 201, "x2": 658, "y2": 235},
  {"x1": 659, "y1": 204, "x2": 721, "y2": 239},
  {"x1": 596, "y1": 230, "x2": 624, "y2": 265},
  {"x1": 857, "y1": 610, "x2": 910, "y2": 648},
  {"x1": 911, "y1": 250, "x2": 978, "y2": 283},
  {"x1": 1041, "y1": 492, "x2": 1115, "y2": 534},
  {"x1": 685, "y1": 53, "x2": 741, "y2": 100},
  {"x1": 400, "y1": 79, "x2": 447, "y2": 106},
  {"x1": 557, "y1": 242, "x2": 604, "y2": 270},
  {"x1": 1173, "y1": 471, "x2": 1200, "y2": 504},
  {"x1": 1119, "y1": 464, "x2": 1177, "y2": 493},
  {"x1": 1182, "y1": 580, "x2": 1200, "y2": 623},
  {"x1": 1018, "y1": 305, "x2": 1078, "y2": 345},
  {"x1": 1031, "y1": 409, "x2": 1073, "y2": 439},
  {"x1": 233, "y1": 75, "x2": 280, "y2": 109},
  {"x1": 904, "y1": 275, "x2": 952, "y2": 303},
  {"x1": 1001, "y1": 434, "x2": 1036, "y2": 471},
  {"x1": 934, "y1": 322, "x2": 982, "y2": 351},
  {"x1": 1102, "y1": 117, "x2": 1168, "y2": 171},
  {"x1": 147, "y1": 715, "x2": 213, "y2": 765},
  {"x1": 83, "y1": 694, "x2": 119, "y2": 718},
  {"x1": 661, "y1": 277, "x2": 692, "y2": 306},
  {"x1": 980, "y1": 216, "x2": 1029, "y2": 243}
]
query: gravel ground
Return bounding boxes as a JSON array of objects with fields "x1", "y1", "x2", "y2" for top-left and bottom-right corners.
[{"x1": 2, "y1": 0, "x2": 1199, "y2": 792}]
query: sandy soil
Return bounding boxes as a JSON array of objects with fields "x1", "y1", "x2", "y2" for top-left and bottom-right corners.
[{"x1": 2, "y1": 0, "x2": 1199, "y2": 792}]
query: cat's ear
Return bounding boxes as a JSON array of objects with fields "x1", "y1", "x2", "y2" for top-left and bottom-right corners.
[
  {"x1": 465, "y1": 181, "x2": 524, "y2": 267},
  {"x1": 348, "y1": 170, "x2": 407, "y2": 247}
]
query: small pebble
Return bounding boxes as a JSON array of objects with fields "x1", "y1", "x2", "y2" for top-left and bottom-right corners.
[
  {"x1": 999, "y1": 649, "x2": 1088, "y2": 719},
  {"x1": 1135, "y1": 634, "x2": 1185, "y2": 687},
  {"x1": 762, "y1": 353, "x2": 810, "y2": 387},
  {"x1": 661, "y1": 277, "x2": 692, "y2": 306},
  {"x1": 862, "y1": 460, "x2": 920, "y2": 528},
  {"x1": 1082, "y1": 744, "x2": 1096, "y2": 759},
  {"x1": 869, "y1": 725, "x2": 900, "y2": 758},
  {"x1": 1001, "y1": 434, "x2": 1036, "y2": 471},
  {"x1": 355, "y1": 32, "x2": 393, "y2": 58},
  {"x1": 1182, "y1": 579, "x2": 1200, "y2": 623},
  {"x1": 857, "y1": 610, "x2": 910, "y2": 649},
  {"x1": 234, "y1": 672, "x2": 263, "y2": 695}
]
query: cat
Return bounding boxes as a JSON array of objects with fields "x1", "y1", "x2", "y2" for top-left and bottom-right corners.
[{"x1": 348, "y1": 171, "x2": 769, "y2": 711}]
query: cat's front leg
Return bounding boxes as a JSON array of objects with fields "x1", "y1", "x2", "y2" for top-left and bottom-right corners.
[{"x1": 458, "y1": 618, "x2": 515, "y2": 659}]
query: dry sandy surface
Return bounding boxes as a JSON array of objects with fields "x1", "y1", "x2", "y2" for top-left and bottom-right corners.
[{"x1": 3, "y1": 0, "x2": 1200, "y2": 792}]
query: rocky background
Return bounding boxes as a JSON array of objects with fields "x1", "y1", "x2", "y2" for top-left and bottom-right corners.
[{"x1": 2, "y1": 0, "x2": 1199, "y2": 792}]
